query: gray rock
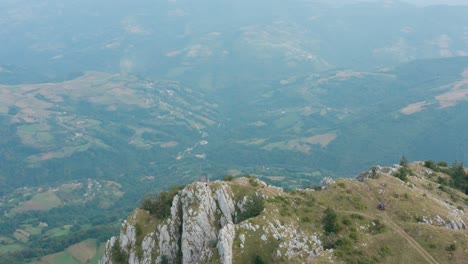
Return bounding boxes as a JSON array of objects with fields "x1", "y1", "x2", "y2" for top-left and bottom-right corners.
[
  {"x1": 320, "y1": 177, "x2": 335, "y2": 190},
  {"x1": 99, "y1": 179, "x2": 325, "y2": 264},
  {"x1": 215, "y1": 184, "x2": 236, "y2": 227},
  {"x1": 180, "y1": 183, "x2": 218, "y2": 264},
  {"x1": 217, "y1": 223, "x2": 235, "y2": 264}
]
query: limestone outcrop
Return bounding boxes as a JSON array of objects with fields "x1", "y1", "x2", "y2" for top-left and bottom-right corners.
[{"x1": 99, "y1": 178, "x2": 321, "y2": 264}]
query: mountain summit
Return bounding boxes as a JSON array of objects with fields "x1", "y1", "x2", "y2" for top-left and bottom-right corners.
[{"x1": 100, "y1": 162, "x2": 467, "y2": 264}]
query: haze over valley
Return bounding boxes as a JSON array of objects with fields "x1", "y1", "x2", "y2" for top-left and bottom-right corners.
[{"x1": 0, "y1": 0, "x2": 467, "y2": 263}]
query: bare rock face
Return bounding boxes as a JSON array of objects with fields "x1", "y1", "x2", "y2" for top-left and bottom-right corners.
[
  {"x1": 120, "y1": 222, "x2": 137, "y2": 255},
  {"x1": 180, "y1": 183, "x2": 218, "y2": 264},
  {"x1": 215, "y1": 185, "x2": 236, "y2": 227},
  {"x1": 356, "y1": 165, "x2": 400, "y2": 182},
  {"x1": 100, "y1": 181, "x2": 252, "y2": 264},
  {"x1": 320, "y1": 177, "x2": 335, "y2": 190},
  {"x1": 100, "y1": 237, "x2": 116, "y2": 264},
  {"x1": 217, "y1": 223, "x2": 236, "y2": 264},
  {"x1": 156, "y1": 194, "x2": 182, "y2": 263},
  {"x1": 422, "y1": 211, "x2": 467, "y2": 230}
]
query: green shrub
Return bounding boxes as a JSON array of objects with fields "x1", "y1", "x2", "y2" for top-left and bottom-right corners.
[
  {"x1": 369, "y1": 220, "x2": 385, "y2": 234},
  {"x1": 140, "y1": 186, "x2": 184, "y2": 219},
  {"x1": 254, "y1": 255, "x2": 266, "y2": 264},
  {"x1": 446, "y1": 243, "x2": 456, "y2": 251},
  {"x1": 393, "y1": 156, "x2": 415, "y2": 181},
  {"x1": 437, "y1": 161, "x2": 448, "y2": 167},
  {"x1": 111, "y1": 239, "x2": 128, "y2": 263},
  {"x1": 151, "y1": 191, "x2": 174, "y2": 218},
  {"x1": 400, "y1": 155, "x2": 409, "y2": 167},
  {"x1": 304, "y1": 198, "x2": 315, "y2": 207},
  {"x1": 342, "y1": 218, "x2": 351, "y2": 226},
  {"x1": 392, "y1": 166, "x2": 412, "y2": 181},
  {"x1": 237, "y1": 194, "x2": 264, "y2": 223},
  {"x1": 223, "y1": 175, "x2": 235, "y2": 181},
  {"x1": 335, "y1": 238, "x2": 352, "y2": 248},
  {"x1": 354, "y1": 203, "x2": 367, "y2": 211},
  {"x1": 139, "y1": 194, "x2": 153, "y2": 212},
  {"x1": 161, "y1": 255, "x2": 169, "y2": 264},
  {"x1": 438, "y1": 185, "x2": 446, "y2": 192},
  {"x1": 309, "y1": 185, "x2": 322, "y2": 191},
  {"x1": 323, "y1": 233, "x2": 338, "y2": 249},
  {"x1": 323, "y1": 208, "x2": 340, "y2": 234},
  {"x1": 424, "y1": 160, "x2": 437, "y2": 170},
  {"x1": 208, "y1": 239, "x2": 218, "y2": 248},
  {"x1": 249, "y1": 177, "x2": 260, "y2": 187},
  {"x1": 280, "y1": 208, "x2": 289, "y2": 216},
  {"x1": 448, "y1": 161, "x2": 468, "y2": 194},
  {"x1": 357, "y1": 258, "x2": 377, "y2": 264},
  {"x1": 378, "y1": 245, "x2": 392, "y2": 257},
  {"x1": 351, "y1": 214, "x2": 364, "y2": 220},
  {"x1": 135, "y1": 223, "x2": 142, "y2": 237},
  {"x1": 370, "y1": 166, "x2": 379, "y2": 178}
]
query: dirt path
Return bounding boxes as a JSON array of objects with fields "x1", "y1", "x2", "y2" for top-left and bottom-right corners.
[
  {"x1": 381, "y1": 214, "x2": 440, "y2": 264},
  {"x1": 340, "y1": 184, "x2": 440, "y2": 264},
  {"x1": 333, "y1": 209, "x2": 440, "y2": 264}
]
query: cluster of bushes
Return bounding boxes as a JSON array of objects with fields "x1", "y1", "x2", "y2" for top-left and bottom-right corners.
[
  {"x1": 111, "y1": 239, "x2": 128, "y2": 263},
  {"x1": 236, "y1": 194, "x2": 265, "y2": 223},
  {"x1": 423, "y1": 160, "x2": 448, "y2": 170},
  {"x1": 321, "y1": 209, "x2": 388, "y2": 263},
  {"x1": 424, "y1": 160, "x2": 468, "y2": 194},
  {"x1": 368, "y1": 220, "x2": 385, "y2": 234},
  {"x1": 392, "y1": 156, "x2": 414, "y2": 181},
  {"x1": 139, "y1": 186, "x2": 184, "y2": 219},
  {"x1": 254, "y1": 255, "x2": 266, "y2": 264},
  {"x1": 223, "y1": 175, "x2": 236, "y2": 181}
]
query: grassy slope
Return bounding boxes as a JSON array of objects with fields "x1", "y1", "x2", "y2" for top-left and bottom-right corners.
[{"x1": 228, "y1": 164, "x2": 467, "y2": 264}]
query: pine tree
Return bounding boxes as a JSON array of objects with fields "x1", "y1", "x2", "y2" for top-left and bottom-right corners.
[{"x1": 400, "y1": 155, "x2": 408, "y2": 167}]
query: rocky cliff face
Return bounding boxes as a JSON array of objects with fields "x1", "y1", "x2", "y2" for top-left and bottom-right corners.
[
  {"x1": 101, "y1": 163, "x2": 468, "y2": 264},
  {"x1": 100, "y1": 178, "x2": 323, "y2": 264}
]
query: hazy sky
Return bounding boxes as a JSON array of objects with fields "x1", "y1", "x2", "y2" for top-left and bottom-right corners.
[
  {"x1": 315, "y1": 0, "x2": 468, "y2": 7},
  {"x1": 346, "y1": 0, "x2": 468, "y2": 5},
  {"x1": 396, "y1": 0, "x2": 468, "y2": 5}
]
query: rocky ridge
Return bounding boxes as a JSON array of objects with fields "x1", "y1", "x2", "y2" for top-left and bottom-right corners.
[{"x1": 101, "y1": 163, "x2": 468, "y2": 264}]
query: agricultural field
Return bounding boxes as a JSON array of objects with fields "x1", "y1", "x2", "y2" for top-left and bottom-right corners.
[
  {"x1": 29, "y1": 239, "x2": 105, "y2": 264},
  {"x1": 0, "y1": 179, "x2": 124, "y2": 261}
]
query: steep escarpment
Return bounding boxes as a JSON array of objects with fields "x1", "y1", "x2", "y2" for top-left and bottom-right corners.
[
  {"x1": 101, "y1": 162, "x2": 468, "y2": 264},
  {"x1": 99, "y1": 178, "x2": 324, "y2": 264}
]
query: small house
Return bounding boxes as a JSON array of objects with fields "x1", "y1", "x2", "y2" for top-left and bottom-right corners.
[{"x1": 199, "y1": 176, "x2": 208, "y2": 183}]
